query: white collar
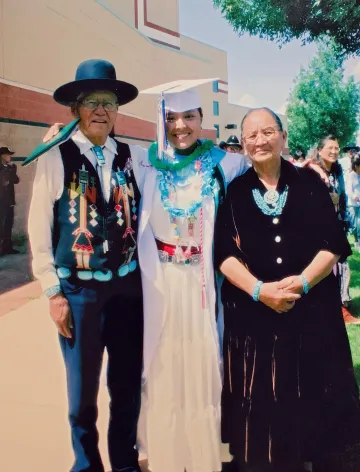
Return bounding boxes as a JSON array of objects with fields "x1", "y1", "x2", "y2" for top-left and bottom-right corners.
[{"x1": 71, "y1": 128, "x2": 118, "y2": 156}]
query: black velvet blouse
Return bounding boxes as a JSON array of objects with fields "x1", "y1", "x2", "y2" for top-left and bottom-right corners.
[{"x1": 214, "y1": 159, "x2": 351, "y2": 332}]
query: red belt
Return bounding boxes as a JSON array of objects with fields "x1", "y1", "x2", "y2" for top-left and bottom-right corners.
[{"x1": 155, "y1": 239, "x2": 202, "y2": 255}]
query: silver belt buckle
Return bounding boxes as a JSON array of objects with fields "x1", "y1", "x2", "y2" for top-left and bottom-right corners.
[
  {"x1": 158, "y1": 250, "x2": 169, "y2": 263},
  {"x1": 157, "y1": 250, "x2": 201, "y2": 265},
  {"x1": 189, "y1": 254, "x2": 201, "y2": 266}
]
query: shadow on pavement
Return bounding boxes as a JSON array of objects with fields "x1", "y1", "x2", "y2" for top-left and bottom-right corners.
[{"x1": 0, "y1": 244, "x2": 34, "y2": 295}]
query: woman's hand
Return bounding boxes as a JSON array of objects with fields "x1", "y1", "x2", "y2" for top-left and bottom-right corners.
[
  {"x1": 43, "y1": 123, "x2": 65, "y2": 143},
  {"x1": 277, "y1": 276, "x2": 304, "y2": 295},
  {"x1": 259, "y1": 282, "x2": 301, "y2": 313}
]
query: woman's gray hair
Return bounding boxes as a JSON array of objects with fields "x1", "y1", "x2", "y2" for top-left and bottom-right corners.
[{"x1": 240, "y1": 107, "x2": 284, "y2": 138}]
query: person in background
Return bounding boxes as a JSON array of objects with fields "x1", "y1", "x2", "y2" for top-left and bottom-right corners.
[
  {"x1": 315, "y1": 135, "x2": 359, "y2": 324},
  {"x1": 0, "y1": 146, "x2": 20, "y2": 256},
  {"x1": 224, "y1": 135, "x2": 243, "y2": 154},
  {"x1": 290, "y1": 148, "x2": 306, "y2": 167},
  {"x1": 346, "y1": 155, "x2": 360, "y2": 251},
  {"x1": 339, "y1": 143, "x2": 359, "y2": 180}
]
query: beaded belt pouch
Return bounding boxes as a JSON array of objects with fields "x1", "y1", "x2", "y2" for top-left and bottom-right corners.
[{"x1": 156, "y1": 239, "x2": 202, "y2": 266}]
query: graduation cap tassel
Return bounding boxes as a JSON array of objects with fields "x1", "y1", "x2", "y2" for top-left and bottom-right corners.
[{"x1": 157, "y1": 92, "x2": 168, "y2": 160}]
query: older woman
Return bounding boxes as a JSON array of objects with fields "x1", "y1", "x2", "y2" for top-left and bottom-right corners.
[{"x1": 215, "y1": 108, "x2": 360, "y2": 472}]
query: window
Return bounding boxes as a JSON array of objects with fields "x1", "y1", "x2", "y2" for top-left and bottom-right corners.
[
  {"x1": 212, "y1": 80, "x2": 219, "y2": 93},
  {"x1": 214, "y1": 124, "x2": 220, "y2": 139},
  {"x1": 213, "y1": 101, "x2": 220, "y2": 116}
]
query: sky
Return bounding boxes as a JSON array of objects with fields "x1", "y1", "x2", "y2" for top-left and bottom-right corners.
[{"x1": 179, "y1": 0, "x2": 360, "y2": 114}]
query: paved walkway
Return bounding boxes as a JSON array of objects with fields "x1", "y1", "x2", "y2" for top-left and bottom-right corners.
[
  {"x1": 0, "y1": 292, "x2": 113, "y2": 472},
  {"x1": 0, "y1": 246, "x2": 33, "y2": 296},
  {"x1": 0, "y1": 278, "x2": 231, "y2": 471}
]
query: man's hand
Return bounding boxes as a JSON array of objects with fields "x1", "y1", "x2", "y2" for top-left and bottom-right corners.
[
  {"x1": 43, "y1": 123, "x2": 65, "y2": 143},
  {"x1": 259, "y1": 281, "x2": 301, "y2": 313},
  {"x1": 49, "y1": 293, "x2": 73, "y2": 338}
]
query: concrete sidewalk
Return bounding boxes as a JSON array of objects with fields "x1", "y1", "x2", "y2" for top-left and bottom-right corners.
[
  {"x1": 0, "y1": 296, "x2": 112, "y2": 472},
  {"x1": 0, "y1": 248, "x2": 33, "y2": 296},
  {"x1": 0, "y1": 287, "x2": 231, "y2": 471}
]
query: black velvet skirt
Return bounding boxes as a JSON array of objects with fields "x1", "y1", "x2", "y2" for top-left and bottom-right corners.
[{"x1": 221, "y1": 290, "x2": 360, "y2": 471}]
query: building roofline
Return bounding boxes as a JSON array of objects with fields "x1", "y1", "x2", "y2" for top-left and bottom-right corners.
[
  {"x1": 180, "y1": 33, "x2": 227, "y2": 53},
  {"x1": 95, "y1": 0, "x2": 211, "y2": 64}
]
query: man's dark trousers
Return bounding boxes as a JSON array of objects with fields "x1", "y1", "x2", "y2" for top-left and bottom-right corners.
[
  {"x1": 0, "y1": 204, "x2": 14, "y2": 254},
  {"x1": 59, "y1": 276, "x2": 143, "y2": 472}
]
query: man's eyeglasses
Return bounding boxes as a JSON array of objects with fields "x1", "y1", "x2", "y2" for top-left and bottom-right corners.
[{"x1": 80, "y1": 99, "x2": 119, "y2": 112}]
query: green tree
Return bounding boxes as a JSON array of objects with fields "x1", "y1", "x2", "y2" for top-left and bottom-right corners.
[
  {"x1": 286, "y1": 43, "x2": 360, "y2": 153},
  {"x1": 213, "y1": 0, "x2": 360, "y2": 55}
]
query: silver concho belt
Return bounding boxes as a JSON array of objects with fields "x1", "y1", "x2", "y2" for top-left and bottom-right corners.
[{"x1": 157, "y1": 250, "x2": 202, "y2": 266}]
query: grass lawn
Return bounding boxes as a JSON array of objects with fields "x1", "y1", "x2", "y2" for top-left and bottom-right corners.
[{"x1": 346, "y1": 239, "x2": 360, "y2": 386}]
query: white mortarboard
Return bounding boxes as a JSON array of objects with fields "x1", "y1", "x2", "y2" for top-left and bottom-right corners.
[{"x1": 141, "y1": 78, "x2": 219, "y2": 158}]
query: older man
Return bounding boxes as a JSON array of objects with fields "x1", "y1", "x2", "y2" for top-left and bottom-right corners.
[{"x1": 28, "y1": 60, "x2": 144, "y2": 472}]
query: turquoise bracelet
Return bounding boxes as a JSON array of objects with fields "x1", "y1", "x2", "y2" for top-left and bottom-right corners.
[
  {"x1": 44, "y1": 285, "x2": 62, "y2": 299},
  {"x1": 252, "y1": 280, "x2": 263, "y2": 302},
  {"x1": 300, "y1": 274, "x2": 309, "y2": 295}
]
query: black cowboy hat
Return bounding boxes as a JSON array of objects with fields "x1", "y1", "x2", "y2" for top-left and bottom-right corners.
[
  {"x1": 0, "y1": 146, "x2": 15, "y2": 156},
  {"x1": 226, "y1": 135, "x2": 241, "y2": 147},
  {"x1": 343, "y1": 142, "x2": 360, "y2": 152},
  {"x1": 53, "y1": 59, "x2": 138, "y2": 107},
  {"x1": 293, "y1": 148, "x2": 306, "y2": 160},
  {"x1": 219, "y1": 141, "x2": 227, "y2": 150}
]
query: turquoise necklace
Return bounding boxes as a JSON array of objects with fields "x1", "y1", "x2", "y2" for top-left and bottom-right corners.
[
  {"x1": 252, "y1": 186, "x2": 289, "y2": 216},
  {"x1": 157, "y1": 143, "x2": 218, "y2": 247},
  {"x1": 158, "y1": 151, "x2": 215, "y2": 221}
]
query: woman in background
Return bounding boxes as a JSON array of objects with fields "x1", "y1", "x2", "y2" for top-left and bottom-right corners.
[{"x1": 316, "y1": 135, "x2": 359, "y2": 324}]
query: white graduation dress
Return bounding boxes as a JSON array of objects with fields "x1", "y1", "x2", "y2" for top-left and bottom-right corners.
[{"x1": 138, "y1": 169, "x2": 222, "y2": 472}]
